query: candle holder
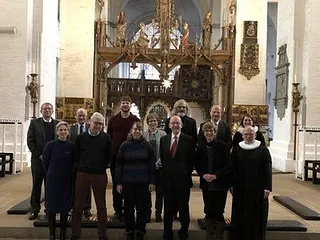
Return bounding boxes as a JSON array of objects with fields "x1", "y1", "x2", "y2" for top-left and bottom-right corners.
[
  {"x1": 27, "y1": 73, "x2": 39, "y2": 119},
  {"x1": 292, "y1": 82, "x2": 303, "y2": 160}
]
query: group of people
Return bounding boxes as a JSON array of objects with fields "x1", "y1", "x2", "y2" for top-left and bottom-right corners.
[{"x1": 26, "y1": 96, "x2": 272, "y2": 240}]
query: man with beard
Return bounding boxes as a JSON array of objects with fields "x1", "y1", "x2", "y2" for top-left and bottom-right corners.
[
  {"x1": 107, "y1": 96, "x2": 140, "y2": 221},
  {"x1": 164, "y1": 99, "x2": 197, "y2": 144},
  {"x1": 164, "y1": 99, "x2": 197, "y2": 220},
  {"x1": 197, "y1": 105, "x2": 232, "y2": 229},
  {"x1": 230, "y1": 126, "x2": 272, "y2": 240}
]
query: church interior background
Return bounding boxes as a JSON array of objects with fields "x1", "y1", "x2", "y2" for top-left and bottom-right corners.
[{"x1": 1, "y1": 0, "x2": 320, "y2": 181}]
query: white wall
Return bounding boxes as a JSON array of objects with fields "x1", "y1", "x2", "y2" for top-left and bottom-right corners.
[
  {"x1": 234, "y1": 0, "x2": 268, "y2": 105},
  {"x1": 58, "y1": 0, "x2": 95, "y2": 98}
]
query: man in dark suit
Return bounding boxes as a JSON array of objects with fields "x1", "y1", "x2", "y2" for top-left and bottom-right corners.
[
  {"x1": 164, "y1": 99, "x2": 197, "y2": 221},
  {"x1": 197, "y1": 104, "x2": 232, "y2": 229},
  {"x1": 69, "y1": 108, "x2": 92, "y2": 218},
  {"x1": 27, "y1": 102, "x2": 58, "y2": 220},
  {"x1": 198, "y1": 105, "x2": 232, "y2": 149},
  {"x1": 160, "y1": 116, "x2": 195, "y2": 240}
]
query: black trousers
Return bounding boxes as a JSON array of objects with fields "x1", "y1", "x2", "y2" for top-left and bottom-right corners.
[
  {"x1": 123, "y1": 183, "x2": 149, "y2": 233},
  {"x1": 163, "y1": 187, "x2": 190, "y2": 239},
  {"x1": 202, "y1": 189, "x2": 227, "y2": 221},
  {"x1": 30, "y1": 157, "x2": 46, "y2": 213},
  {"x1": 110, "y1": 156, "x2": 123, "y2": 213},
  {"x1": 148, "y1": 170, "x2": 164, "y2": 214}
]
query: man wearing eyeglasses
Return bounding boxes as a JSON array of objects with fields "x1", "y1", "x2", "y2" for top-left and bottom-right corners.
[
  {"x1": 71, "y1": 112, "x2": 112, "y2": 240},
  {"x1": 230, "y1": 126, "x2": 272, "y2": 240},
  {"x1": 27, "y1": 102, "x2": 58, "y2": 220},
  {"x1": 69, "y1": 108, "x2": 92, "y2": 218}
]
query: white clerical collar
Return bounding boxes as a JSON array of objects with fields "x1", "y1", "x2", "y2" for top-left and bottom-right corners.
[
  {"x1": 238, "y1": 126, "x2": 258, "y2": 134},
  {"x1": 43, "y1": 117, "x2": 52, "y2": 123},
  {"x1": 239, "y1": 140, "x2": 261, "y2": 150}
]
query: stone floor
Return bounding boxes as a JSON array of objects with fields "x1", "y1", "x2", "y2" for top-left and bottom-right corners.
[{"x1": 0, "y1": 169, "x2": 320, "y2": 239}]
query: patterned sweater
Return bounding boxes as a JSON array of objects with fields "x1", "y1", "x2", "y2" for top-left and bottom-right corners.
[{"x1": 115, "y1": 138, "x2": 156, "y2": 185}]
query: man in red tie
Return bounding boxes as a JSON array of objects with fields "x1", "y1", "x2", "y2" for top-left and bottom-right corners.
[{"x1": 160, "y1": 116, "x2": 196, "y2": 240}]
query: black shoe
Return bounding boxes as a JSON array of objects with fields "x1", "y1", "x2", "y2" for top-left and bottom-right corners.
[
  {"x1": 126, "y1": 231, "x2": 134, "y2": 240},
  {"x1": 136, "y1": 231, "x2": 145, "y2": 240},
  {"x1": 83, "y1": 209, "x2": 92, "y2": 218},
  {"x1": 28, "y1": 212, "x2": 38, "y2": 220},
  {"x1": 99, "y1": 237, "x2": 108, "y2": 240},
  {"x1": 155, "y1": 213, "x2": 162, "y2": 223},
  {"x1": 70, "y1": 235, "x2": 79, "y2": 240}
]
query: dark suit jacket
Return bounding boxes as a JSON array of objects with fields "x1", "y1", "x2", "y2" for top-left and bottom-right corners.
[
  {"x1": 198, "y1": 120, "x2": 232, "y2": 150},
  {"x1": 160, "y1": 133, "x2": 196, "y2": 189},
  {"x1": 164, "y1": 115, "x2": 197, "y2": 143},
  {"x1": 195, "y1": 140, "x2": 232, "y2": 191},
  {"x1": 69, "y1": 122, "x2": 90, "y2": 142},
  {"x1": 27, "y1": 117, "x2": 58, "y2": 159}
]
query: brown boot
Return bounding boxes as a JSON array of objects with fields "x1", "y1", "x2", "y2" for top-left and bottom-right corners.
[
  {"x1": 205, "y1": 218, "x2": 215, "y2": 240},
  {"x1": 215, "y1": 220, "x2": 225, "y2": 240}
]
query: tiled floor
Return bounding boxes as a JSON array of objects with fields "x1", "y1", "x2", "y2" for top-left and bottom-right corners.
[{"x1": 0, "y1": 168, "x2": 320, "y2": 239}]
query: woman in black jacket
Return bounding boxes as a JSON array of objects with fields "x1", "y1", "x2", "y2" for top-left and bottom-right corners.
[
  {"x1": 195, "y1": 122, "x2": 232, "y2": 240},
  {"x1": 232, "y1": 114, "x2": 266, "y2": 148}
]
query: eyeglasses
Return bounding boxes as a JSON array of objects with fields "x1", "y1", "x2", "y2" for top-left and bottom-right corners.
[
  {"x1": 42, "y1": 108, "x2": 53, "y2": 110},
  {"x1": 148, "y1": 119, "x2": 157, "y2": 123},
  {"x1": 93, "y1": 121, "x2": 104, "y2": 125}
]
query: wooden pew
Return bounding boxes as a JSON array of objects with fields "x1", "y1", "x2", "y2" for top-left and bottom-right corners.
[
  {"x1": 0, "y1": 152, "x2": 14, "y2": 177},
  {"x1": 304, "y1": 160, "x2": 320, "y2": 184}
]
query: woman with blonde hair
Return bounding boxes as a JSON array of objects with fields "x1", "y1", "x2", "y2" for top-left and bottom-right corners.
[{"x1": 43, "y1": 121, "x2": 76, "y2": 240}]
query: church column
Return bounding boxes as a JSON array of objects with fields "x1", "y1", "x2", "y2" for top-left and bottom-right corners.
[
  {"x1": 233, "y1": 0, "x2": 268, "y2": 104},
  {"x1": 40, "y1": 0, "x2": 59, "y2": 106},
  {"x1": 58, "y1": 0, "x2": 95, "y2": 98},
  {"x1": 271, "y1": 0, "x2": 320, "y2": 174}
]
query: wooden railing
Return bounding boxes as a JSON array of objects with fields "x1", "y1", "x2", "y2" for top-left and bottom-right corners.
[{"x1": 108, "y1": 78, "x2": 173, "y2": 96}]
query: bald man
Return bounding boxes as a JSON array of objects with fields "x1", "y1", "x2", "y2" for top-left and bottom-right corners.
[
  {"x1": 160, "y1": 116, "x2": 196, "y2": 240},
  {"x1": 69, "y1": 108, "x2": 92, "y2": 218},
  {"x1": 198, "y1": 105, "x2": 232, "y2": 149},
  {"x1": 230, "y1": 126, "x2": 272, "y2": 240}
]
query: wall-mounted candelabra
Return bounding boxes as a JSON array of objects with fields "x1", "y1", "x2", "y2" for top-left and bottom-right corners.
[
  {"x1": 27, "y1": 72, "x2": 39, "y2": 119},
  {"x1": 292, "y1": 82, "x2": 303, "y2": 160}
]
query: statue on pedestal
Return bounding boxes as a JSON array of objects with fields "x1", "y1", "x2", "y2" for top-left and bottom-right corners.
[
  {"x1": 180, "y1": 22, "x2": 190, "y2": 48},
  {"x1": 27, "y1": 76, "x2": 39, "y2": 104},
  {"x1": 136, "y1": 22, "x2": 149, "y2": 48},
  {"x1": 116, "y1": 11, "x2": 126, "y2": 47},
  {"x1": 202, "y1": 11, "x2": 213, "y2": 48}
]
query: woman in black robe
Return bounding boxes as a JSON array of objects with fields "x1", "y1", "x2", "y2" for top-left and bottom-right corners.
[
  {"x1": 232, "y1": 114, "x2": 266, "y2": 148},
  {"x1": 43, "y1": 121, "x2": 76, "y2": 240},
  {"x1": 230, "y1": 126, "x2": 272, "y2": 240},
  {"x1": 195, "y1": 122, "x2": 232, "y2": 240}
]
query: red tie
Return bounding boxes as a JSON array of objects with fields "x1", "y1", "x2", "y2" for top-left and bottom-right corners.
[{"x1": 170, "y1": 136, "x2": 178, "y2": 158}]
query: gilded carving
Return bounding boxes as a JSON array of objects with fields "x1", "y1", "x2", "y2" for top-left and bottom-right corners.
[
  {"x1": 202, "y1": 11, "x2": 213, "y2": 49},
  {"x1": 116, "y1": 11, "x2": 126, "y2": 47},
  {"x1": 238, "y1": 21, "x2": 260, "y2": 80}
]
